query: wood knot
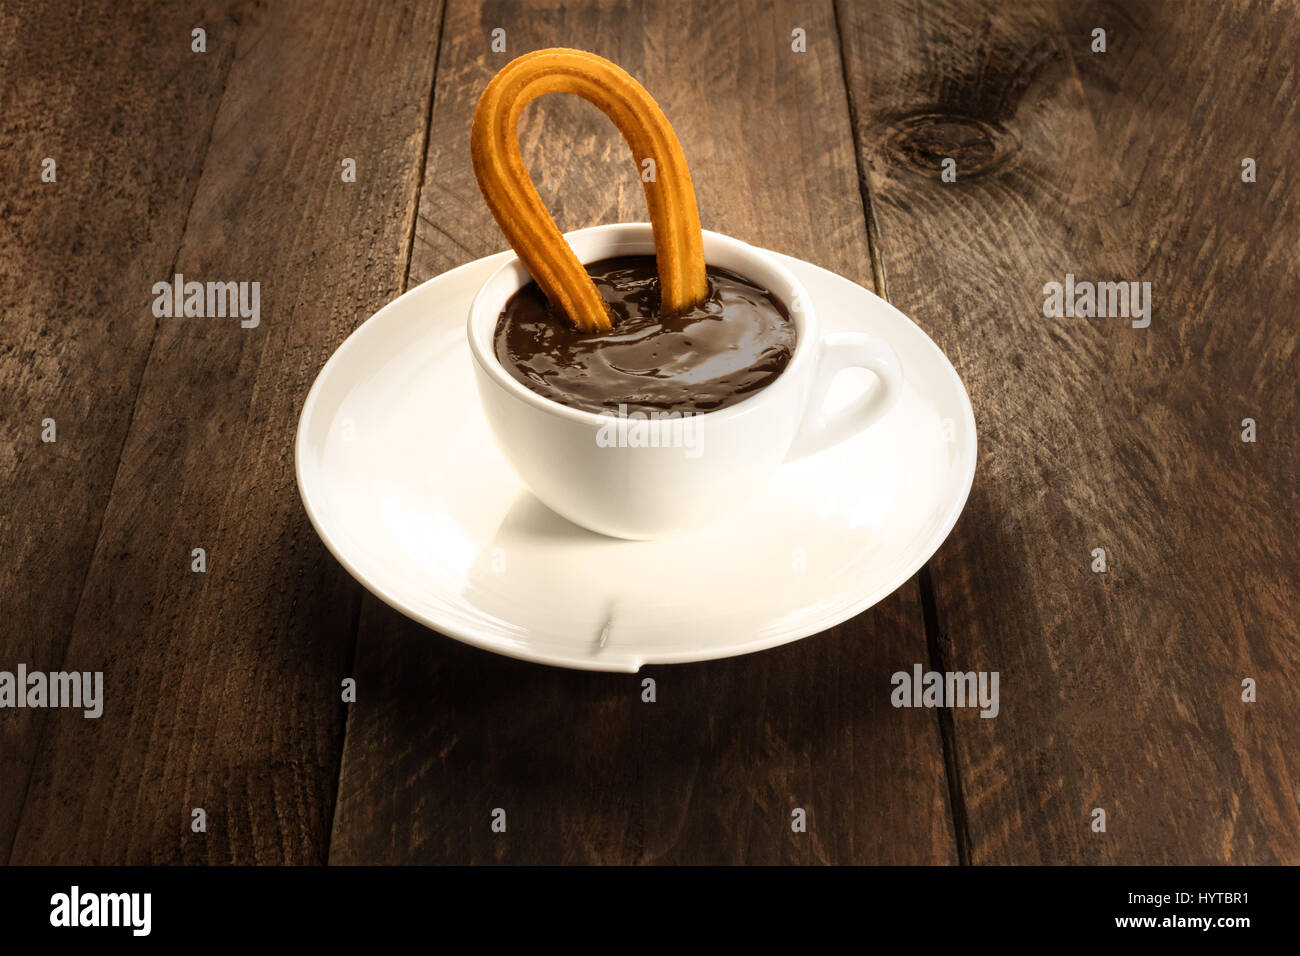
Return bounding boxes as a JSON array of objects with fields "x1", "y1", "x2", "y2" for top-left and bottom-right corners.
[{"x1": 882, "y1": 112, "x2": 1016, "y2": 180}]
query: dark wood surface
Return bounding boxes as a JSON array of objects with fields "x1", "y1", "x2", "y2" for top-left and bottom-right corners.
[{"x1": 1, "y1": 0, "x2": 1295, "y2": 864}]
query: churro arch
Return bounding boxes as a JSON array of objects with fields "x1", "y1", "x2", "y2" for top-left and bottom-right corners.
[{"x1": 471, "y1": 48, "x2": 708, "y2": 332}]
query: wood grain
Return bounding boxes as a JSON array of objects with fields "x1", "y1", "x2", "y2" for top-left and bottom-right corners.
[
  {"x1": 6, "y1": 0, "x2": 444, "y2": 863},
  {"x1": 837, "y1": 0, "x2": 1299, "y2": 862},
  {"x1": 0, "y1": 0, "x2": 242, "y2": 860},
  {"x1": 328, "y1": 0, "x2": 957, "y2": 864}
]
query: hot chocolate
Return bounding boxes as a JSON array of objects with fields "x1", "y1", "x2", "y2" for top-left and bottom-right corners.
[{"x1": 493, "y1": 255, "x2": 796, "y2": 415}]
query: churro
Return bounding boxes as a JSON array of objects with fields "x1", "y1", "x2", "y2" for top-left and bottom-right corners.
[{"x1": 471, "y1": 48, "x2": 707, "y2": 332}]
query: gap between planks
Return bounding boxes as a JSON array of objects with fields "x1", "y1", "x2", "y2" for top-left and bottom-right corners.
[
  {"x1": 324, "y1": 0, "x2": 450, "y2": 864},
  {"x1": 832, "y1": 0, "x2": 973, "y2": 866}
]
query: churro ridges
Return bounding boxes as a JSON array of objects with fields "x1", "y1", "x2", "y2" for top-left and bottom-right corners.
[{"x1": 471, "y1": 48, "x2": 708, "y2": 332}]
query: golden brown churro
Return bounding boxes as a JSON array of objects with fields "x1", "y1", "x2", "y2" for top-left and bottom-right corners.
[{"x1": 471, "y1": 48, "x2": 707, "y2": 332}]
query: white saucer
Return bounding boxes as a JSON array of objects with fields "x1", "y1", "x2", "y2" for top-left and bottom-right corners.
[{"x1": 296, "y1": 243, "x2": 976, "y2": 671}]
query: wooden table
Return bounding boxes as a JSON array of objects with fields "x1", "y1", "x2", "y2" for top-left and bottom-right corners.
[{"x1": 2, "y1": 0, "x2": 1295, "y2": 865}]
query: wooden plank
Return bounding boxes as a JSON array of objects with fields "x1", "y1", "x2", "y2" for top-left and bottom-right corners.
[
  {"x1": 838, "y1": 0, "x2": 1300, "y2": 862},
  {"x1": 0, "y1": 0, "x2": 241, "y2": 859},
  {"x1": 329, "y1": 0, "x2": 957, "y2": 864},
  {"x1": 6, "y1": 0, "x2": 444, "y2": 864}
]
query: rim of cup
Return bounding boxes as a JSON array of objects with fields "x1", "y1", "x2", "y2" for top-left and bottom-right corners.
[{"x1": 467, "y1": 223, "x2": 818, "y2": 427}]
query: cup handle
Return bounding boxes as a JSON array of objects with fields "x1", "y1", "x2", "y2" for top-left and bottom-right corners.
[{"x1": 785, "y1": 332, "x2": 903, "y2": 461}]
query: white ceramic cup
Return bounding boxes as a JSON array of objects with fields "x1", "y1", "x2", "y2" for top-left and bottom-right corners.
[{"x1": 467, "y1": 223, "x2": 902, "y2": 539}]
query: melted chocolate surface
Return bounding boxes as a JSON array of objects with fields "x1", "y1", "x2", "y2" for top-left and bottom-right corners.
[{"x1": 494, "y1": 255, "x2": 796, "y2": 414}]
